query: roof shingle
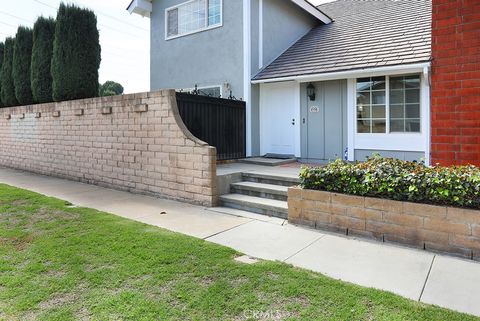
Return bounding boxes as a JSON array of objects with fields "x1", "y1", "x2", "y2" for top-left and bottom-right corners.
[{"x1": 254, "y1": 0, "x2": 431, "y2": 80}]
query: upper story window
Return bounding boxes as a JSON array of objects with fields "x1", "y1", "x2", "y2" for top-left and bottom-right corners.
[
  {"x1": 356, "y1": 75, "x2": 421, "y2": 134},
  {"x1": 166, "y1": 0, "x2": 222, "y2": 40}
]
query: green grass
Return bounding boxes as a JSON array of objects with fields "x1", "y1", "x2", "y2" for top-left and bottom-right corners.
[{"x1": 0, "y1": 184, "x2": 477, "y2": 321}]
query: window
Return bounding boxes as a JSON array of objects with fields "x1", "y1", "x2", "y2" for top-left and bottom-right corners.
[
  {"x1": 166, "y1": 0, "x2": 222, "y2": 39},
  {"x1": 356, "y1": 77, "x2": 386, "y2": 133},
  {"x1": 356, "y1": 75, "x2": 421, "y2": 134},
  {"x1": 389, "y1": 75, "x2": 421, "y2": 133}
]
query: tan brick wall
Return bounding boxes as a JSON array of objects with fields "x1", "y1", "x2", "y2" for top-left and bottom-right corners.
[
  {"x1": 0, "y1": 90, "x2": 217, "y2": 206},
  {"x1": 288, "y1": 187, "x2": 480, "y2": 260}
]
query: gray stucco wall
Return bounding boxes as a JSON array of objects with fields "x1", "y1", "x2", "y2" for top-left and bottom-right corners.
[
  {"x1": 250, "y1": 0, "x2": 318, "y2": 155},
  {"x1": 150, "y1": 0, "x2": 244, "y2": 99},
  {"x1": 149, "y1": 0, "x2": 319, "y2": 156},
  {"x1": 251, "y1": 0, "x2": 318, "y2": 76}
]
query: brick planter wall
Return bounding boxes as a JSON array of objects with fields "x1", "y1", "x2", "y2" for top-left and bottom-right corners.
[
  {"x1": 0, "y1": 90, "x2": 217, "y2": 206},
  {"x1": 288, "y1": 187, "x2": 480, "y2": 260},
  {"x1": 431, "y1": 0, "x2": 480, "y2": 166}
]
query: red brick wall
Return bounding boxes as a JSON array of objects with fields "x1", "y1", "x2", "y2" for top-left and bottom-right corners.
[{"x1": 431, "y1": 0, "x2": 480, "y2": 166}]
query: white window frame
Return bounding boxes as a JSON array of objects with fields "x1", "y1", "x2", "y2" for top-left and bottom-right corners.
[
  {"x1": 178, "y1": 85, "x2": 223, "y2": 97},
  {"x1": 165, "y1": 0, "x2": 223, "y2": 40},
  {"x1": 355, "y1": 74, "x2": 422, "y2": 135}
]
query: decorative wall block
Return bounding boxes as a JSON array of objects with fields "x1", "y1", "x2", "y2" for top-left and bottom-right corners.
[
  {"x1": 74, "y1": 108, "x2": 84, "y2": 116},
  {"x1": 133, "y1": 104, "x2": 148, "y2": 113}
]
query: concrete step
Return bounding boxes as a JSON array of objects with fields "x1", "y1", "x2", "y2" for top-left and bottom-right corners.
[
  {"x1": 238, "y1": 157, "x2": 297, "y2": 166},
  {"x1": 242, "y1": 172, "x2": 300, "y2": 187},
  {"x1": 219, "y1": 194, "x2": 288, "y2": 219},
  {"x1": 230, "y1": 181, "x2": 288, "y2": 201}
]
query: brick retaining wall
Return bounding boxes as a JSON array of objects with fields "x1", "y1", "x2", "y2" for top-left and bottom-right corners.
[
  {"x1": 0, "y1": 90, "x2": 217, "y2": 206},
  {"x1": 288, "y1": 187, "x2": 480, "y2": 260}
]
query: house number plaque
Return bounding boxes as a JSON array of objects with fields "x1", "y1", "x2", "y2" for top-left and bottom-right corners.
[{"x1": 309, "y1": 106, "x2": 320, "y2": 113}]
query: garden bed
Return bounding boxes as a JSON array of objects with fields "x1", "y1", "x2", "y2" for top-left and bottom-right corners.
[{"x1": 289, "y1": 157, "x2": 480, "y2": 259}]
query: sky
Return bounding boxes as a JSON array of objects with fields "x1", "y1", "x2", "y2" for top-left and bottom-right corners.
[
  {"x1": 0, "y1": 0, "x2": 150, "y2": 94},
  {"x1": 0, "y1": 0, "x2": 333, "y2": 94}
]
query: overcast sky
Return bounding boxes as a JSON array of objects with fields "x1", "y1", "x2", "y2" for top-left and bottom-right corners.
[{"x1": 0, "y1": 0, "x2": 332, "y2": 94}]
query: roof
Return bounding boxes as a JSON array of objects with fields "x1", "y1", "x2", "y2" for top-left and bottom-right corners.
[
  {"x1": 127, "y1": 0, "x2": 332, "y2": 23},
  {"x1": 254, "y1": 0, "x2": 432, "y2": 81}
]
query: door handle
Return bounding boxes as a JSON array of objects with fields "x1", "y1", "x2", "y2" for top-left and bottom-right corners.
[
  {"x1": 303, "y1": 118, "x2": 306, "y2": 124},
  {"x1": 292, "y1": 118, "x2": 295, "y2": 125}
]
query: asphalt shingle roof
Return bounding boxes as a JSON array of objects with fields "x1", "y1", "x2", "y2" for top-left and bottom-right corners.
[{"x1": 254, "y1": 0, "x2": 431, "y2": 81}]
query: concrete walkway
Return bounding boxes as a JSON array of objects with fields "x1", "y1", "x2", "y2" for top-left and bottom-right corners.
[{"x1": 0, "y1": 167, "x2": 479, "y2": 317}]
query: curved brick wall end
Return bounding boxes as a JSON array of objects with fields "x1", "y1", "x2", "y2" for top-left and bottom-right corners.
[{"x1": 0, "y1": 89, "x2": 217, "y2": 207}]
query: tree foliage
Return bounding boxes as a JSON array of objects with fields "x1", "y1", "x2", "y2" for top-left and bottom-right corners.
[
  {"x1": 51, "y1": 3, "x2": 101, "y2": 101},
  {"x1": 31, "y1": 17, "x2": 56, "y2": 103},
  {"x1": 12, "y1": 26, "x2": 34, "y2": 105},
  {"x1": 99, "y1": 80, "x2": 124, "y2": 96},
  {"x1": 0, "y1": 42, "x2": 4, "y2": 107},
  {"x1": 0, "y1": 38, "x2": 18, "y2": 107}
]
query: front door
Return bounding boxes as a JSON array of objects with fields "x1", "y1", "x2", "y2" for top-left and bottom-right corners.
[
  {"x1": 303, "y1": 80, "x2": 345, "y2": 160},
  {"x1": 260, "y1": 82, "x2": 296, "y2": 156}
]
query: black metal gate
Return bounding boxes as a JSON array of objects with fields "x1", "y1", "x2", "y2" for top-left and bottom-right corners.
[{"x1": 176, "y1": 92, "x2": 246, "y2": 161}]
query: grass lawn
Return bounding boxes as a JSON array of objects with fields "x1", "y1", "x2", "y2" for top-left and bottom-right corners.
[{"x1": 0, "y1": 184, "x2": 477, "y2": 321}]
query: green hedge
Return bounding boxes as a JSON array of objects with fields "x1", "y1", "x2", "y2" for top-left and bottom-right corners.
[
  {"x1": 300, "y1": 156, "x2": 480, "y2": 209},
  {"x1": 12, "y1": 26, "x2": 34, "y2": 105},
  {"x1": 52, "y1": 3, "x2": 101, "y2": 101},
  {"x1": 0, "y1": 37, "x2": 18, "y2": 107},
  {"x1": 31, "y1": 17, "x2": 56, "y2": 103}
]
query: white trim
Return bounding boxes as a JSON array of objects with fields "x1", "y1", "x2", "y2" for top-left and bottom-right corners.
[
  {"x1": 346, "y1": 79, "x2": 355, "y2": 161},
  {"x1": 243, "y1": 0, "x2": 252, "y2": 156},
  {"x1": 290, "y1": 0, "x2": 332, "y2": 24},
  {"x1": 127, "y1": 0, "x2": 152, "y2": 17},
  {"x1": 293, "y1": 82, "x2": 301, "y2": 157},
  {"x1": 422, "y1": 66, "x2": 431, "y2": 165},
  {"x1": 251, "y1": 62, "x2": 431, "y2": 84},
  {"x1": 353, "y1": 73, "x2": 427, "y2": 153},
  {"x1": 258, "y1": 0, "x2": 263, "y2": 69},
  {"x1": 164, "y1": 0, "x2": 223, "y2": 41}
]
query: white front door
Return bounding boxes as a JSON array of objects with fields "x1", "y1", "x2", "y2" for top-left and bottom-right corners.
[{"x1": 259, "y1": 82, "x2": 297, "y2": 156}]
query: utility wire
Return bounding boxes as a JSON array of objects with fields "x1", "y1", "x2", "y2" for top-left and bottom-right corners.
[
  {"x1": 33, "y1": 0, "x2": 148, "y2": 35},
  {"x1": 0, "y1": 21, "x2": 17, "y2": 28},
  {"x1": 74, "y1": 0, "x2": 148, "y2": 31},
  {"x1": 0, "y1": 5, "x2": 147, "y2": 57},
  {"x1": 0, "y1": 11, "x2": 34, "y2": 23}
]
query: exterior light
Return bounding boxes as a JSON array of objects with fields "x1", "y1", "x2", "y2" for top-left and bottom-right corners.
[{"x1": 307, "y1": 83, "x2": 316, "y2": 101}]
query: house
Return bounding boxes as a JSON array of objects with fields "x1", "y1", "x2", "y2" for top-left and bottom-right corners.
[{"x1": 127, "y1": 0, "x2": 480, "y2": 166}]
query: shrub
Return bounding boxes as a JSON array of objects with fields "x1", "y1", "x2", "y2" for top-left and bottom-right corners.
[
  {"x1": 51, "y1": 3, "x2": 101, "y2": 101},
  {"x1": 0, "y1": 37, "x2": 18, "y2": 107},
  {"x1": 31, "y1": 17, "x2": 56, "y2": 104},
  {"x1": 300, "y1": 156, "x2": 480, "y2": 209},
  {"x1": 99, "y1": 80, "x2": 124, "y2": 96},
  {"x1": 13, "y1": 26, "x2": 34, "y2": 105},
  {"x1": 0, "y1": 42, "x2": 4, "y2": 107}
]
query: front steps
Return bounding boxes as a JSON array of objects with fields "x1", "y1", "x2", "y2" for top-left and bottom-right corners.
[{"x1": 219, "y1": 172, "x2": 299, "y2": 219}]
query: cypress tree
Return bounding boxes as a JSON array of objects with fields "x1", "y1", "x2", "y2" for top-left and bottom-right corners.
[
  {"x1": 52, "y1": 3, "x2": 101, "y2": 101},
  {"x1": 0, "y1": 42, "x2": 4, "y2": 107},
  {"x1": 31, "y1": 17, "x2": 56, "y2": 103},
  {"x1": 13, "y1": 26, "x2": 34, "y2": 105},
  {"x1": 0, "y1": 38, "x2": 18, "y2": 107}
]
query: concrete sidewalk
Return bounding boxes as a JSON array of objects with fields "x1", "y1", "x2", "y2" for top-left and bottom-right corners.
[{"x1": 0, "y1": 167, "x2": 479, "y2": 317}]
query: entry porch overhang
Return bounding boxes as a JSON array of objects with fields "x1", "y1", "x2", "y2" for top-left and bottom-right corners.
[{"x1": 254, "y1": 62, "x2": 431, "y2": 165}]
